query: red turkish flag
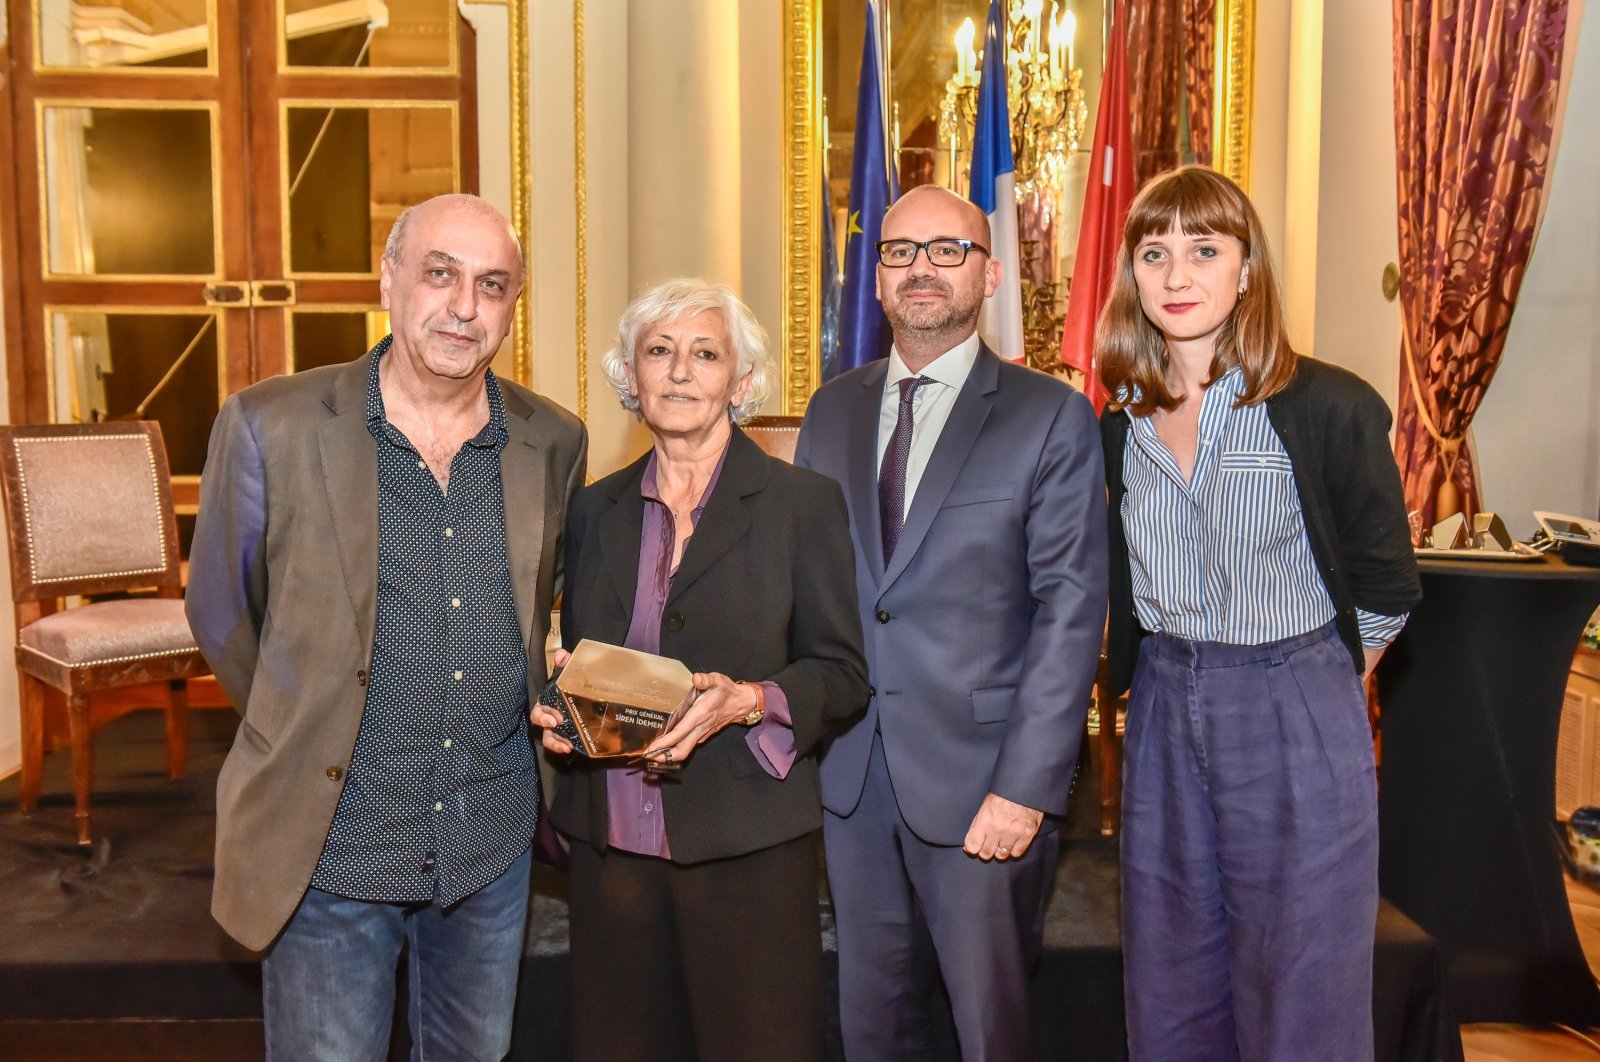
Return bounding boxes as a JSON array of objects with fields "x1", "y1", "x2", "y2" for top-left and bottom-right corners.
[{"x1": 1059, "y1": 0, "x2": 1135, "y2": 413}]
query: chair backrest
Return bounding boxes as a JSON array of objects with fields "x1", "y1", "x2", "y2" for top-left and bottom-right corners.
[
  {"x1": 0, "y1": 421, "x2": 183, "y2": 602},
  {"x1": 743, "y1": 415, "x2": 804, "y2": 465}
]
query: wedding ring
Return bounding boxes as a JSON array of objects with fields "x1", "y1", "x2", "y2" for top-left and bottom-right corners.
[{"x1": 664, "y1": 749, "x2": 673, "y2": 764}]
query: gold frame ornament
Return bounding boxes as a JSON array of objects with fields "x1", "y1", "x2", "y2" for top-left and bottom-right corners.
[
  {"x1": 1213, "y1": 0, "x2": 1255, "y2": 191},
  {"x1": 781, "y1": 0, "x2": 821, "y2": 415}
]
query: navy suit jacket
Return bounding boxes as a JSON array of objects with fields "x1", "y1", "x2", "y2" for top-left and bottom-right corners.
[{"x1": 795, "y1": 343, "x2": 1109, "y2": 845}]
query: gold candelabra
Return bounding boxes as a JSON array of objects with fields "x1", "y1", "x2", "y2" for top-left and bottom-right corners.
[
  {"x1": 939, "y1": 1, "x2": 1087, "y2": 198},
  {"x1": 939, "y1": 1, "x2": 1087, "y2": 371}
]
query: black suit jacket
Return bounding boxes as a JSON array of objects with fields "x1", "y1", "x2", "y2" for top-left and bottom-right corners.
[{"x1": 548, "y1": 428, "x2": 871, "y2": 863}]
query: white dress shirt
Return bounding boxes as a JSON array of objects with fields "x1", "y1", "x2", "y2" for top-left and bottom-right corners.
[{"x1": 877, "y1": 333, "x2": 982, "y2": 523}]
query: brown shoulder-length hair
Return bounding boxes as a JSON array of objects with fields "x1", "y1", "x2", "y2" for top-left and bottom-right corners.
[{"x1": 1095, "y1": 165, "x2": 1296, "y2": 415}]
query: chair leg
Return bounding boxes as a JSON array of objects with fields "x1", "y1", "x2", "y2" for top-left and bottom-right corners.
[
  {"x1": 165, "y1": 679, "x2": 189, "y2": 780},
  {"x1": 67, "y1": 692, "x2": 93, "y2": 845},
  {"x1": 18, "y1": 673, "x2": 46, "y2": 812},
  {"x1": 1098, "y1": 683, "x2": 1122, "y2": 838}
]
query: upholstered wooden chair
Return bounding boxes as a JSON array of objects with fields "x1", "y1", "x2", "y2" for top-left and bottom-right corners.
[
  {"x1": 0, "y1": 421, "x2": 209, "y2": 844},
  {"x1": 742, "y1": 415, "x2": 804, "y2": 464}
]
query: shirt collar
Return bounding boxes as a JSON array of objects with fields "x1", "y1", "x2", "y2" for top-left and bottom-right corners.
[
  {"x1": 1127, "y1": 364, "x2": 1246, "y2": 427},
  {"x1": 885, "y1": 331, "x2": 982, "y2": 392},
  {"x1": 366, "y1": 335, "x2": 509, "y2": 449}
]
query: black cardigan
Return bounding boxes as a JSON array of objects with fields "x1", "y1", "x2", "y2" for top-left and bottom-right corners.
[{"x1": 1101, "y1": 356, "x2": 1422, "y2": 694}]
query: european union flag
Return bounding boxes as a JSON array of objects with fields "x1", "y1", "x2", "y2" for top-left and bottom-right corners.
[{"x1": 832, "y1": 0, "x2": 897, "y2": 378}]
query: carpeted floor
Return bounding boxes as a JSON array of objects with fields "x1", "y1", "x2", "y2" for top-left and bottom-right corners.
[{"x1": 0, "y1": 709, "x2": 1450, "y2": 1061}]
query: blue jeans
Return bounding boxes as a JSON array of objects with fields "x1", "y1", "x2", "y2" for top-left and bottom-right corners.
[{"x1": 262, "y1": 848, "x2": 532, "y2": 1062}]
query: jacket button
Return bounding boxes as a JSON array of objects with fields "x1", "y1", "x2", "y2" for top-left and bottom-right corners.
[
  {"x1": 664, "y1": 610, "x2": 685, "y2": 632},
  {"x1": 876, "y1": 610, "x2": 891, "y2": 624},
  {"x1": 357, "y1": 669, "x2": 369, "y2": 687},
  {"x1": 326, "y1": 766, "x2": 344, "y2": 781}
]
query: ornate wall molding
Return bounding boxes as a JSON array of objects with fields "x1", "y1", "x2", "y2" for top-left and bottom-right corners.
[
  {"x1": 1215, "y1": 0, "x2": 1254, "y2": 191},
  {"x1": 508, "y1": 0, "x2": 532, "y2": 385},
  {"x1": 572, "y1": 0, "x2": 588, "y2": 421},
  {"x1": 781, "y1": 0, "x2": 820, "y2": 415}
]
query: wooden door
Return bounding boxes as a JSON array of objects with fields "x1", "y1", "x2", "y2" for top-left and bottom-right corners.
[
  {"x1": 0, "y1": 0, "x2": 478, "y2": 513},
  {"x1": 244, "y1": 0, "x2": 477, "y2": 386}
]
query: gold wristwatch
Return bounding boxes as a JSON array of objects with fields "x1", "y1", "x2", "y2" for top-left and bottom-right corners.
[{"x1": 738, "y1": 681, "x2": 766, "y2": 726}]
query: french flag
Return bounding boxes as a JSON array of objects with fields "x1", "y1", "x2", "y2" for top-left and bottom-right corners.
[{"x1": 969, "y1": 0, "x2": 1025, "y2": 363}]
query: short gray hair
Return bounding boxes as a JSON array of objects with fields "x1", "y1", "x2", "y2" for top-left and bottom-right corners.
[
  {"x1": 383, "y1": 204, "x2": 417, "y2": 265},
  {"x1": 382, "y1": 195, "x2": 525, "y2": 266},
  {"x1": 601, "y1": 279, "x2": 774, "y2": 425}
]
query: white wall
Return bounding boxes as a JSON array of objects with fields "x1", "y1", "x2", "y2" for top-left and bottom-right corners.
[
  {"x1": 1248, "y1": 0, "x2": 1291, "y2": 293},
  {"x1": 1474, "y1": 2, "x2": 1600, "y2": 538},
  {"x1": 527, "y1": 0, "x2": 786, "y2": 480},
  {"x1": 1305, "y1": 0, "x2": 1403, "y2": 411},
  {"x1": 1278, "y1": 0, "x2": 1322, "y2": 353}
]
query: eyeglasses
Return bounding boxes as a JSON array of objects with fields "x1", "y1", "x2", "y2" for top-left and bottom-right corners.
[{"x1": 875, "y1": 238, "x2": 990, "y2": 268}]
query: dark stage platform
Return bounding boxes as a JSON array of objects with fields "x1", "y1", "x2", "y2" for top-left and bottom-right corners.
[{"x1": 0, "y1": 711, "x2": 1459, "y2": 1061}]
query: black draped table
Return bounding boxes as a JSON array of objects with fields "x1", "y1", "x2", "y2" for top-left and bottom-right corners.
[{"x1": 1377, "y1": 554, "x2": 1600, "y2": 1024}]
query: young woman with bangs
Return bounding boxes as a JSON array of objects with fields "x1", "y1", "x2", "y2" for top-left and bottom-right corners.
[{"x1": 1096, "y1": 166, "x2": 1420, "y2": 1061}]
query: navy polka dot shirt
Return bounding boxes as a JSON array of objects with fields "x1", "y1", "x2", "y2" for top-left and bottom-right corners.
[{"x1": 310, "y1": 338, "x2": 535, "y2": 905}]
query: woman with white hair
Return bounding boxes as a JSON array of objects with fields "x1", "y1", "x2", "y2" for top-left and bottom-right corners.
[{"x1": 531, "y1": 278, "x2": 870, "y2": 1062}]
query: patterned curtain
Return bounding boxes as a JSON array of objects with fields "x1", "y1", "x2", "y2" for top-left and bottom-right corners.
[
  {"x1": 1184, "y1": 0, "x2": 1216, "y2": 167},
  {"x1": 1392, "y1": 0, "x2": 1571, "y2": 528},
  {"x1": 1129, "y1": 0, "x2": 1181, "y2": 187}
]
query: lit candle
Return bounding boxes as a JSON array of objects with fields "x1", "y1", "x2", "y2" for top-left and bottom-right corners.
[
  {"x1": 1048, "y1": 3, "x2": 1062, "y2": 80},
  {"x1": 955, "y1": 17, "x2": 976, "y2": 82},
  {"x1": 1024, "y1": 0, "x2": 1043, "y2": 57},
  {"x1": 1063, "y1": 8, "x2": 1076, "y2": 71}
]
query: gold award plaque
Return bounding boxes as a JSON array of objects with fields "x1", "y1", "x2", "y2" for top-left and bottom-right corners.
[{"x1": 541, "y1": 639, "x2": 695, "y2": 759}]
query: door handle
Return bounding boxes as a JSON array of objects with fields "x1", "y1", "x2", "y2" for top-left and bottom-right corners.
[
  {"x1": 251, "y1": 280, "x2": 298, "y2": 306},
  {"x1": 202, "y1": 282, "x2": 251, "y2": 306}
]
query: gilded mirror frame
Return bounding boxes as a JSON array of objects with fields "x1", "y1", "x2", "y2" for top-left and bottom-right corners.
[{"x1": 778, "y1": 0, "x2": 1256, "y2": 414}]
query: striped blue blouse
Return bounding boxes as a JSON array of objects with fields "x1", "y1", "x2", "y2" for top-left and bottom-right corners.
[{"x1": 1121, "y1": 366, "x2": 1407, "y2": 649}]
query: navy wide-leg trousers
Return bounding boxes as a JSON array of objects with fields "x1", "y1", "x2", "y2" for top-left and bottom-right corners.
[{"x1": 1121, "y1": 622, "x2": 1378, "y2": 1062}]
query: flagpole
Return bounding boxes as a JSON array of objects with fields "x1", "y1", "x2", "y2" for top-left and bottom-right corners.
[{"x1": 879, "y1": 0, "x2": 896, "y2": 194}]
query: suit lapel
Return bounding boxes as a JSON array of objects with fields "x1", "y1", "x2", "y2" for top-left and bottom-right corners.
[
  {"x1": 317, "y1": 355, "x2": 380, "y2": 654},
  {"x1": 879, "y1": 345, "x2": 1000, "y2": 593},
  {"x1": 500, "y1": 389, "x2": 548, "y2": 652},
  {"x1": 848, "y1": 363, "x2": 889, "y2": 585},
  {"x1": 668, "y1": 430, "x2": 762, "y2": 605}
]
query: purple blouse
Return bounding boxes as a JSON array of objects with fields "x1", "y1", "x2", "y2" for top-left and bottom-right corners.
[{"x1": 605, "y1": 444, "x2": 797, "y2": 858}]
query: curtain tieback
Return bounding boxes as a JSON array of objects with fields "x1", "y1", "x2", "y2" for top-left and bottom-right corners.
[{"x1": 1401, "y1": 330, "x2": 1466, "y2": 468}]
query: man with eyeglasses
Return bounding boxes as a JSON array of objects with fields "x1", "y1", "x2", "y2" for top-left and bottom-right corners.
[{"x1": 795, "y1": 184, "x2": 1107, "y2": 1061}]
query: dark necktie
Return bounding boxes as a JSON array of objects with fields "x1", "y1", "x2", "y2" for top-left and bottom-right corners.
[{"x1": 879, "y1": 376, "x2": 929, "y2": 564}]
